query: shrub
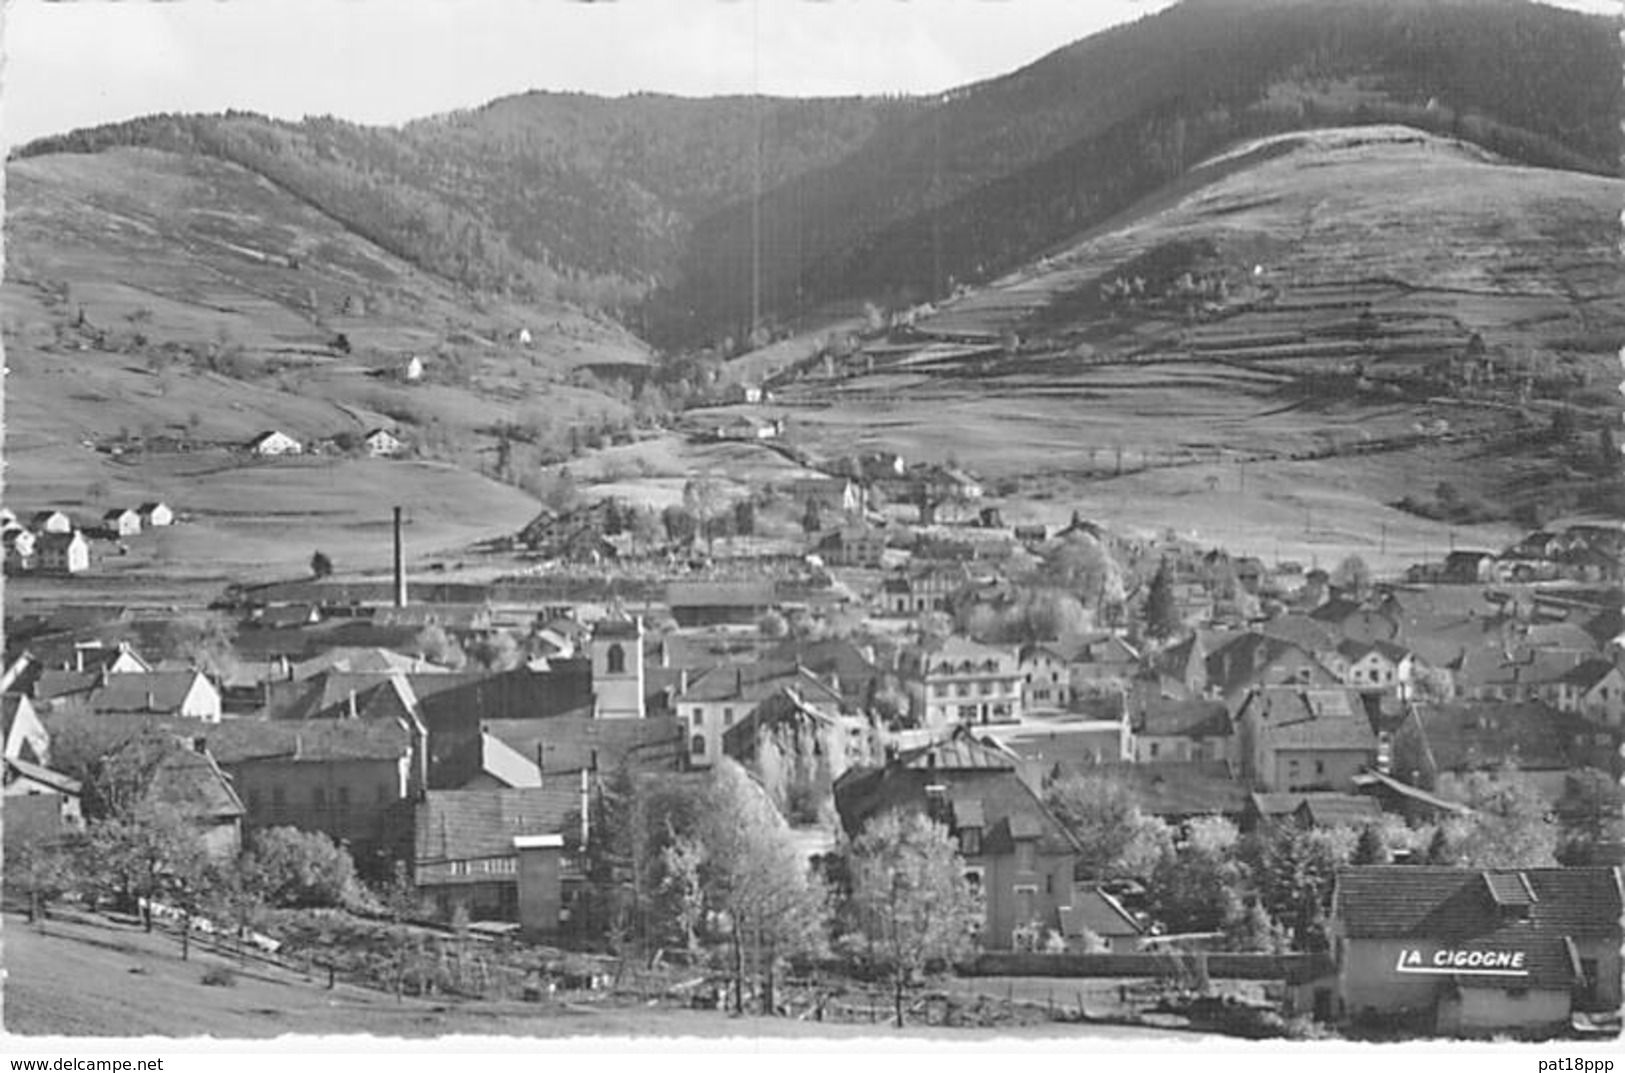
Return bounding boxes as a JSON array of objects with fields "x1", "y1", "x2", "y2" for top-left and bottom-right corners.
[
  {"x1": 201, "y1": 966, "x2": 237, "y2": 988},
  {"x1": 246, "y1": 827, "x2": 364, "y2": 908}
]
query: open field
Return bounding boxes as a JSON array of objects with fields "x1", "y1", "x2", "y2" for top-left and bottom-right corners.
[
  {"x1": 766, "y1": 128, "x2": 1624, "y2": 554},
  {"x1": 3, "y1": 910, "x2": 1203, "y2": 1044}
]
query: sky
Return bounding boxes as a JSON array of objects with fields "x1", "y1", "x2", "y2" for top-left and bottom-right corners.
[{"x1": 2, "y1": 0, "x2": 1616, "y2": 149}]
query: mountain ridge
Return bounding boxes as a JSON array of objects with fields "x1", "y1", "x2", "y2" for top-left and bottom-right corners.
[{"x1": 12, "y1": 0, "x2": 1619, "y2": 351}]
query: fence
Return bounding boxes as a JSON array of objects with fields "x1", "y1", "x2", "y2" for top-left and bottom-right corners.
[{"x1": 964, "y1": 951, "x2": 1329, "y2": 981}]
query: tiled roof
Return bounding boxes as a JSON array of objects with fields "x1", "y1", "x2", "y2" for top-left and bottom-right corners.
[
  {"x1": 414, "y1": 788, "x2": 581, "y2": 863},
  {"x1": 1334, "y1": 866, "x2": 1621, "y2": 939},
  {"x1": 895, "y1": 728, "x2": 1018, "y2": 772},
  {"x1": 82, "y1": 671, "x2": 207, "y2": 714},
  {"x1": 1135, "y1": 698, "x2": 1230, "y2": 739},
  {"x1": 1241, "y1": 687, "x2": 1378, "y2": 753},
  {"x1": 834, "y1": 758, "x2": 1080, "y2": 858},
  {"x1": 1061, "y1": 886, "x2": 1144, "y2": 939},
  {"x1": 1404, "y1": 701, "x2": 1612, "y2": 772},
  {"x1": 1295, "y1": 794, "x2": 1382, "y2": 829},
  {"x1": 665, "y1": 581, "x2": 775, "y2": 608},
  {"x1": 1333, "y1": 866, "x2": 1621, "y2": 986},
  {"x1": 143, "y1": 745, "x2": 245, "y2": 820},
  {"x1": 4, "y1": 756, "x2": 81, "y2": 796},
  {"x1": 483, "y1": 715, "x2": 683, "y2": 777},
  {"x1": 1093, "y1": 761, "x2": 1249, "y2": 819},
  {"x1": 196, "y1": 718, "x2": 412, "y2": 765}
]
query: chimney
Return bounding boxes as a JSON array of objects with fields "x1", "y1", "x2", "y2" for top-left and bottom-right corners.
[
  {"x1": 145, "y1": 691, "x2": 156, "y2": 712},
  {"x1": 347, "y1": 690, "x2": 358, "y2": 719},
  {"x1": 393, "y1": 506, "x2": 408, "y2": 609},
  {"x1": 735, "y1": 666, "x2": 744, "y2": 697}
]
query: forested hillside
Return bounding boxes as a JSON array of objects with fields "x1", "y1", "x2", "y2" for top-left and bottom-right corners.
[{"x1": 13, "y1": 0, "x2": 1618, "y2": 351}]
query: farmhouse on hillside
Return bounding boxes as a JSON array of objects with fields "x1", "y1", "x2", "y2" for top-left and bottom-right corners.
[
  {"x1": 31, "y1": 510, "x2": 72, "y2": 534},
  {"x1": 102, "y1": 508, "x2": 142, "y2": 537},
  {"x1": 364, "y1": 428, "x2": 404, "y2": 458},
  {"x1": 137, "y1": 502, "x2": 175, "y2": 527},
  {"x1": 35, "y1": 531, "x2": 90, "y2": 575},
  {"x1": 248, "y1": 430, "x2": 303, "y2": 456}
]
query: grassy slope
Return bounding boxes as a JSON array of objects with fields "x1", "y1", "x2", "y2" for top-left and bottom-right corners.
[
  {"x1": 779, "y1": 127, "x2": 1624, "y2": 570},
  {"x1": 2, "y1": 147, "x2": 646, "y2": 582},
  {"x1": 3, "y1": 911, "x2": 1190, "y2": 1043}
]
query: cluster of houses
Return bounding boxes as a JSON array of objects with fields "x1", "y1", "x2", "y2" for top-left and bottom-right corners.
[
  {"x1": 4, "y1": 481, "x2": 1622, "y2": 1036},
  {"x1": 247, "y1": 427, "x2": 404, "y2": 458},
  {"x1": 3, "y1": 502, "x2": 175, "y2": 575}
]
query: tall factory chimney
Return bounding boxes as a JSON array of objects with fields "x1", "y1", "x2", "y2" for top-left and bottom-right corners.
[{"x1": 393, "y1": 505, "x2": 408, "y2": 608}]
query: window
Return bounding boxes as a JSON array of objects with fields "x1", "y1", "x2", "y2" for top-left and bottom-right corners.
[
  {"x1": 957, "y1": 683, "x2": 971, "y2": 698},
  {"x1": 1149, "y1": 742, "x2": 1160, "y2": 759},
  {"x1": 959, "y1": 827, "x2": 982, "y2": 856},
  {"x1": 1314, "y1": 760, "x2": 1326, "y2": 777},
  {"x1": 979, "y1": 681, "x2": 993, "y2": 696},
  {"x1": 958, "y1": 705, "x2": 978, "y2": 722},
  {"x1": 690, "y1": 734, "x2": 707, "y2": 757},
  {"x1": 692, "y1": 708, "x2": 704, "y2": 726},
  {"x1": 933, "y1": 683, "x2": 948, "y2": 698},
  {"x1": 451, "y1": 861, "x2": 469, "y2": 877},
  {"x1": 723, "y1": 707, "x2": 734, "y2": 726},
  {"x1": 1015, "y1": 840, "x2": 1036, "y2": 873},
  {"x1": 606, "y1": 643, "x2": 625, "y2": 675}
]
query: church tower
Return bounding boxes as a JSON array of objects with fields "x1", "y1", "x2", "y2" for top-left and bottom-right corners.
[{"x1": 590, "y1": 616, "x2": 645, "y2": 719}]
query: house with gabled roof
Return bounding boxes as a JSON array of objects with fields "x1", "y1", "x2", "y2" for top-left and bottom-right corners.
[
  {"x1": 2, "y1": 695, "x2": 50, "y2": 766},
  {"x1": 676, "y1": 660, "x2": 847, "y2": 769},
  {"x1": 30, "y1": 510, "x2": 72, "y2": 534},
  {"x1": 200, "y1": 717, "x2": 419, "y2": 874},
  {"x1": 1329, "y1": 639, "x2": 1418, "y2": 698},
  {"x1": 247, "y1": 430, "x2": 303, "y2": 456},
  {"x1": 75, "y1": 669, "x2": 222, "y2": 722},
  {"x1": 140, "y1": 739, "x2": 246, "y2": 860},
  {"x1": 1316, "y1": 865, "x2": 1623, "y2": 1035},
  {"x1": 834, "y1": 727, "x2": 1082, "y2": 949},
  {"x1": 35, "y1": 531, "x2": 89, "y2": 575},
  {"x1": 102, "y1": 508, "x2": 141, "y2": 537},
  {"x1": 1233, "y1": 685, "x2": 1378, "y2": 792},
  {"x1": 413, "y1": 787, "x2": 581, "y2": 924},
  {"x1": 1130, "y1": 696, "x2": 1233, "y2": 765},
  {"x1": 1205, "y1": 632, "x2": 1341, "y2": 714},
  {"x1": 1551, "y1": 659, "x2": 1625, "y2": 728},
  {"x1": 137, "y1": 502, "x2": 174, "y2": 527},
  {"x1": 1059, "y1": 884, "x2": 1146, "y2": 953},
  {"x1": 461, "y1": 731, "x2": 543, "y2": 791},
  {"x1": 913, "y1": 635, "x2": 1024, "y2": 728},
  {"x1": 3, "y1": 756, "x2": 83, "y2": 842},
  {"x1": 363, "y1": 427, "x2": 404, "y2": 458},
  {"x1": 1391, "y1": 700, "x2": 1620, "y2": 804}
]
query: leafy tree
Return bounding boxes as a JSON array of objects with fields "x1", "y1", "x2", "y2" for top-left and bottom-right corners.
[
  {"x1": 698, "y1": 760, "x2": 828, "y2": 1014},
  {"x1": 1332, "y1": 554, "x2": 1372, "y2": 598},
  {"x1": 1142, "y1": 560, "x2": 1181, "y2": 642},
  {"x1": 1046, "y1": 772, "x2": 1172, "y2": 880},
  {"x1": 310, "y1": 550, "x2": 334, "y2": 578},
  {"x1": 88, "y1": 801, "x2": 214, "y2": 938},
  {"x1": 4, "y1": 829, "x2": 81, "y2": 926},
  {"x1": 1350, "y1": 823, "x2": 1390, "y2": 866},
  {"x1": 732, "y1": 498, "x2": 757, "y2": 537},
  {"x1": 661, "y1": 504, "x2": 698, "y2": 547},
  {"x1": 1223, "y1": 896, "x2": 1290, "y2": 954},
  {"x1": 245, "y1": 826, "x2": 363, "y2": 907},
  {"x1": 683, "y1": 474, "x2": 727, "y2": 556},
  {"x1": 801, "y1": 498, "x2": 823, "y2": 535},
  {"x1": 409, "y1": 624, "x2": 466, "y2": 670},
  {"x1": 1446, "y1": 768, "x2": 1560, "y2": 869},
  {"x1": 1240, "y1": 824, "x2": 1354, "y2": 951},
  {"x1": 47, "y1": 720, "x2": 173, "y2": 822},
  {"x1": 844, "y1": 810, "x2": 976, "y2": 1028},
  {"x1": 1148, "y1": 817, "x2": 1243, "y2": 934}
]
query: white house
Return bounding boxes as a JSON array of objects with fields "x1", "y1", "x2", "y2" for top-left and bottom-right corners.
[
  {"x1": 404, "y1": 356, "x2": 425, "y2": 382},
  {"x1": 5, "y1": 528, "x2": 37, "y2": 568},
  {"x1": 102, "y1": 508, "x2": 142, "y2": 537},
  {"x1": 248, "y1": 430, "x2": 303, "y2": 456},
  {"x1": 1333, "y1": 640, "x2": 1416, "y2": 699},
  {"x1": 138, "y1": 502, "x2": 175, "y2": 527},
  {"x1": 1553, "y1": 660, "x2": 1625, "y2": 728},
  {"x1": 364, "y1": 428, "x2": 404, "y2": 458},
  {"x1": 31, "y1": 510, "x2": 71, "y2": 534}
]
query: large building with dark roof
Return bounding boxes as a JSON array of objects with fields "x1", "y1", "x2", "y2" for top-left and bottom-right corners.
[
  {"x1": 1310, "y1": 865, "x2": 1623, "y2": 1036},
  {"x1": 834, "y1": 728, "x2": 1081, "y2": 950}
]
